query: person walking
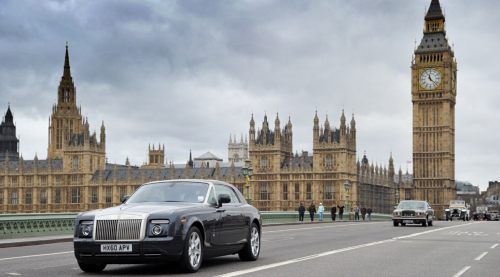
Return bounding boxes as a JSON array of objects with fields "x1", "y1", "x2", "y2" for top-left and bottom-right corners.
[
  {"x1": 337, "y1": 204, "x2": 345, "y2": 220},
  {"x1": 367, "y1": 208, "x2": 373, "y2": 221},
  {"x1": 354, "y1": 206, "x2": 360, "y2": 221},
  {"x1": 361, "y1": 207, "x2": 367, "y2": 221},
  {"x1": 318, "y1": 203, "x2": 325, "y2": 221},
  {"x1": 331, "y1": 205, "x2": 337, "y2": 222},
  {"x1": 298, "y1": 202, "x2": 306, "y2": 222},
  {"x1": 308, "y1": 202, "x2": 316, "y2": 222}
]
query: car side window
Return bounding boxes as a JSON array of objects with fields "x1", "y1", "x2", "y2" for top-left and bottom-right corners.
[
  {"x1": 215, "y1": 184, "x2": 241, "y2": 204},
  {"x1": 207, "y1": 187, "x2": 217, "y2": 206}
]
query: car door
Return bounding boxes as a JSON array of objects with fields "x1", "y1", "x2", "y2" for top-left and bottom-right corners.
[
  {"x1": 206, "y1": 186, "x2": 225, "y2": 246},
  {"x1": 215, "y1": 184, "x2": 248, "y2": 245}
]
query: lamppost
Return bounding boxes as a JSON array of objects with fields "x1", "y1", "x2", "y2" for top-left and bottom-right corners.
[
  {"x1": 242, "y1": 160, "x2": 253, "y2": 204},
  {"x1": 344, "y1": 180, "x2": 351, "y2": 220}
]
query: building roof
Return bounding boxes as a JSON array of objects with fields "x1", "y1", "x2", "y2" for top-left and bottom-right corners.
[
  {"x1": 194, "y1": 151, "x2": 222, "y2": 161},
  {"x1": 425, "y1": 0, "x2": 445, "y2": 21}
]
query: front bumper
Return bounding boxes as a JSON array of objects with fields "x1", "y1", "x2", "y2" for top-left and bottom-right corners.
[
  {"x1": 74, "y1": 236, "x2": 184, "y2": 264},
  {"x1": 392, "y1": 217, "x2": 427, "y2": 224}
]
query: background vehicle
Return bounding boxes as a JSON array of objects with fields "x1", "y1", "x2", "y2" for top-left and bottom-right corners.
[
  {"x1": 445, "y1": 200, "x2": 469, "y2": 221},
  {"x1": 74, "y1": 180, "x2": 261, "y2": 273},
  {"x1": 392, "y1": 200, "x2": 434, "y2": 227}
]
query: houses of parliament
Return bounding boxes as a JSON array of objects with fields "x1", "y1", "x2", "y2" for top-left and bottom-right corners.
[{"x1": 0, "y1": 0, "x2": 455, "y2": 216}]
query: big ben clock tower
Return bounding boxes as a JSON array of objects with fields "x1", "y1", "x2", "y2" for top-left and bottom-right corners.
[{"x1": 412, "y1": 0, "x2": 457, "y2": 218}]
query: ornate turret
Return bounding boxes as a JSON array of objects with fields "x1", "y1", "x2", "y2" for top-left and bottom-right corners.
[{"x1": 0, "y1": 105, "x2": 19, "y2": 161}]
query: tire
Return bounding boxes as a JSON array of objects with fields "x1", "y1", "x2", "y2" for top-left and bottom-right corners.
[
  {"x1": 77, "y1": 262, "x2": 106, "y2": 273},
  {"x1": 428, "y1": 219, "x2": 433, "y2": 226},
  {"x1": 393, "y1": 220, "x2": 398, "y2": 227},
  {"x1": 239, "y1": 222, "x2": 261, "y2": 261},
  {"x1": 422, "y1": 217, "x2": 428, "y2": 227},
  {"x1": 180, "y1": 226, "x2": 203, "y2": 273}
]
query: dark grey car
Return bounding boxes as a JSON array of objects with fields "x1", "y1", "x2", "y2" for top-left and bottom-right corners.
[{"x1": 73, "y1": 179, "x2": 261, "y2": 273}]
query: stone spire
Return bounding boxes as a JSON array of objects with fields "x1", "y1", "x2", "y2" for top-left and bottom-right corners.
[{"x1": 63, "y1": 42, "x2": 71, "y2": 79}]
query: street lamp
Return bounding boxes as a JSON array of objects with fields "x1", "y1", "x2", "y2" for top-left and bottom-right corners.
[
  {"x1": 242, "y1": 160, "x2": 253, "y2": 204},
  {"x1": 344, "y1": 180, "x2": 351, "y2": 220}
]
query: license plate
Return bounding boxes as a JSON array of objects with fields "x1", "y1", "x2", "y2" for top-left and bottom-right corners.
[
  {"x1": 403, "y1": 220, "x2": 414, "y2": 224},
  {"x1": 100, "y1": 244, "x2": 132, "y2": 253}
]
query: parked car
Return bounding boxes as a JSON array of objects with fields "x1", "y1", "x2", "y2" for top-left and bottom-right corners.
[
  {"x1": 392, "y1": 200, "x2": 434, "y2": 227},
  {"x1": 73, "y1": 179, "x2": 261, "y2": 273}
]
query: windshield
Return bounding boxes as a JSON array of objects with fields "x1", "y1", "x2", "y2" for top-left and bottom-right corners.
[
  {"x1": 127, "y1": 181, "x2": 209, "y2": 203},
  {"x1": 397, "y1": 201, "x2": 426, "y2": 210}
]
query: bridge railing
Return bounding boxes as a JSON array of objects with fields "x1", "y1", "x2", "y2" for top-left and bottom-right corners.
[{"x1": 0, "y1": 212, "x2": 391, "y2": 239}]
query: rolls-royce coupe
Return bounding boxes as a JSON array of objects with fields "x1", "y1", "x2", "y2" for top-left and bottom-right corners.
[{"x1": 73, "y1": 179, "x2": 261, "y2": 273}]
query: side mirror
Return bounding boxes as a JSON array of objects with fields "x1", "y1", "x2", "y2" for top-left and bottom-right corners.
[
  {"x1": 121, "y1": 195, "x2": 130, "y2": 203},
  {"x1": 218, "y1": 194, "x2": 231, "y2": 206}
]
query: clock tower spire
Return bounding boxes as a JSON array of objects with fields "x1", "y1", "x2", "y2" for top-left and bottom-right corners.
[{"x1": 411, "y1": 0, "x2": 457, "y2": 218}]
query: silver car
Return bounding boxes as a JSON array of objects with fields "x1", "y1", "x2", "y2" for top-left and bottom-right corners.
[{"x1": 392, "y1": 200, "x2": 434, "y2": 227}]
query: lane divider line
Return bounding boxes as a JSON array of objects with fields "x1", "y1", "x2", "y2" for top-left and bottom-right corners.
[
  {"x1": 452, "y1": 266, "x2": 471, "y2": 277},
  {"x1": 216, "y1": 224, "x2": 466, "y2": 277},
  {"x1": 0, "y1": 251, "x2": 73, "y2": 262},
  {"x1": 474, "y1": 252, "x2": 488, "y2": 261},
  {"x1": 491, "y1": 243, "x2": 498, "y2": 249},
  {"x1": 264, "y1": 222, "x2": 384, "y2": 234},
  {"x1": 392, "y1": 223, "x2": 474, "y2": 240}
]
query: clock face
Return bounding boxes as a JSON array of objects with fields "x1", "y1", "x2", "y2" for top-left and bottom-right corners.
[{"x1": 419, "y1": 68, "x2": 441, "y2": 90}]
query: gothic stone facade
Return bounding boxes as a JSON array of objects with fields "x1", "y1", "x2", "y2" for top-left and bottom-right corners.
[
  {"x1": 248, "y1": 113, "x2": 397, "y2": 213},
  {"x1": 0, "y1": 46, "x2": 245, "y2": 213}
]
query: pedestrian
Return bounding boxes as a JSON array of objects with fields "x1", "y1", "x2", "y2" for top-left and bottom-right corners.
[
  {"x1": 331, "y1": 205, "x2": 337, "y2": 222},
  {"x1": 354, "y1": 206, "x2": 360, "y2": 220},
  {"x1": 298, "y1": 202, "x2": 305, "y2": 222},
  {"x1": 308, "y1": 202, "x2": 316, "y2": 222},
  {"x1": 318, "y1": 203, "x2": 325, "y2": 221},
  {"x1": 361, "y1": 207, "x2": 367, "y2": 221},
  {"x1": 367, "y1": 208, "x2": 372, "y2": 221},
  {"x1": 337, "y1": 204, "x2": 345, "y2": 220}
]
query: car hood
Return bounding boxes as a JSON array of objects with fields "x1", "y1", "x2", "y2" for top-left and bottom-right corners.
[
  {"x1": 393, "y1": 209, "x2": 427, "y2": 213},
  {"x1": 79, "y1": 202, "x2": 202, "y2": 218}
]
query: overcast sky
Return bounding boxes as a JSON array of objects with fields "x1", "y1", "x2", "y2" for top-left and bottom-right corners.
[{"x1": 1, "y1": 0, "x2": 499, "y2": 191}]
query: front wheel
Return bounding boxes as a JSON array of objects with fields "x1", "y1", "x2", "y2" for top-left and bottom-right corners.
[
  {"x1": 422, "y1": 217, "x2": 428, "y2": 227},
  {"x1": 238, "y1": 222, "x2": 260, "y2": 261},
  {"x1": 393, "y1": 220, "x2": 398, "y2": 227},
  {"x1": 77, "y1": 262, "x2": 106, "y2": 273},
  {"x1": 180, "y1": 226, "x2": 203, "y2": 273}
]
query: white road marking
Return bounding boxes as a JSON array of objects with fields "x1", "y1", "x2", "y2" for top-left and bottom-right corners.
[
  {"x1": 474, "y1": 252, "x2": 488, "y2": 261},
  {"x1": 491, "y1": 243, "x2": 498, "y2": 249},
  {"x1": 216, "y1": 224, "x2": 467, "y2": 277},
  {"x1": 215, "y1": 239, "x2": 394, "y2": 277},
  {"x1": 393, "y1": 223, "x2": 473, "y2": 240},
  {"x1": 6, "y1": 273, "x2": 22, "y2": 276},
  {"x1": 264, "y1": 222, "x2": 384, "y2": 234},
  {"x1": 452, "y1": 266, "x2": 471, "y2": 277},
  {"x1": 0, "y1": 251, "x2": 73, "y2": 262}
]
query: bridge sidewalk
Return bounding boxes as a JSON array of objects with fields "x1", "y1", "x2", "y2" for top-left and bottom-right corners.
[{"x1": 0, "y1": 234, "x2": 72, "y2": 248}]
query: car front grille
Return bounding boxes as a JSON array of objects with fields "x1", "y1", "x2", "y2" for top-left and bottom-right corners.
[
  {"x1": 95, "y1": 219, "x2": 143, "y2": 241},
  {"x1": 402, "y1": 210, "x2": 415, "y2": 217}
]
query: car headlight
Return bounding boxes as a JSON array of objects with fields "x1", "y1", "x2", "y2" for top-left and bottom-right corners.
[
  {"x1": 393, "y1": 211, "x2": 401, "y2": 216},
  {"x1": 148, "y1": 219, "x2": 170, "y2": 237},
  {"x1": 79, "y1": 220, "x2": 94, "y2": 238}
]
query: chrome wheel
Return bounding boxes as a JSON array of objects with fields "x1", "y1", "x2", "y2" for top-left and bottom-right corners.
[
  {"x1": 188, "y1": 231, "x2": 201, "y2": 269},
  {"x1": 250, "y1": 226, "x2": 260, "y2": 257}
]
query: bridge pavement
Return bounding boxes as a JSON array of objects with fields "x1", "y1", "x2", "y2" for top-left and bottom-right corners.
[{"x1": 0, "y1": 221, "x2": 499, "y2": 276}]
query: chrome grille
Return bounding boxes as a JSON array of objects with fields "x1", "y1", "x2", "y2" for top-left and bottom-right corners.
[
  {"x1": 402, "y1": 210, "x2": 415, "y2": 217},
  {"x1": 95, "y1": 219, "x2": 142, "y2": 241}
]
